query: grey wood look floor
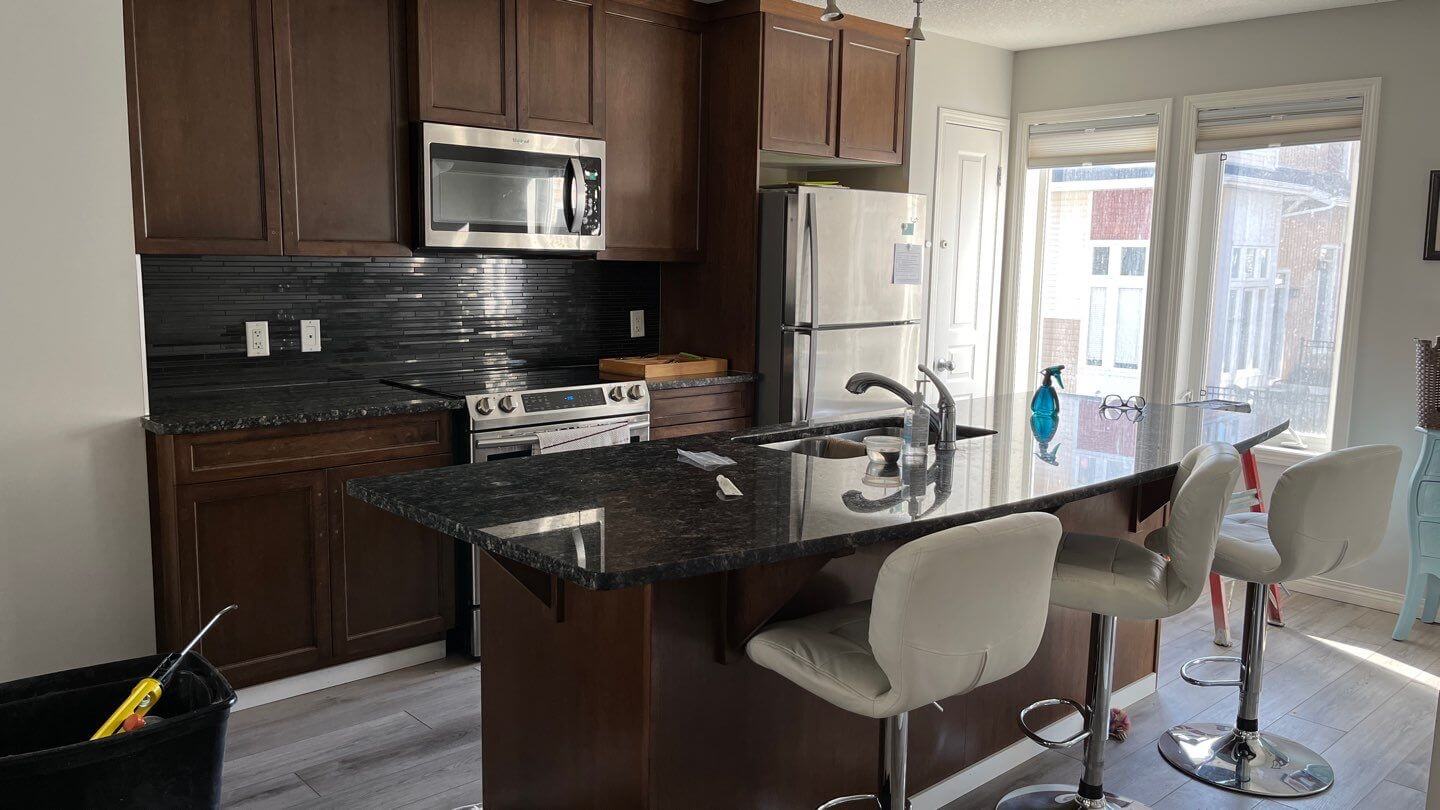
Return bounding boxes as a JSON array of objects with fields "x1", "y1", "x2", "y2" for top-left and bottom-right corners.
[{"x1": 219, "y1": 589, "x2": 1438, "y2": 809}]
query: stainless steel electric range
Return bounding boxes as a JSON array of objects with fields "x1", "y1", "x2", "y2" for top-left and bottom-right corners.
[{"x1": 383, "y1": 368, "x2": 649, "y2": 656}]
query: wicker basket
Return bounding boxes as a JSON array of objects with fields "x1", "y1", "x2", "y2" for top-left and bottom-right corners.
[{"x1": 1418, "y1": 337, "x2": 1440, "y2": 430}]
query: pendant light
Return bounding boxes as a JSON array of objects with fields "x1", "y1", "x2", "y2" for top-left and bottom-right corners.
[
  {"x1": 820, "y1": 0, "x2": 844, "y2": 22},
  {"x1": 905, "y1": 0, "x2": 925, "y2": 41}
]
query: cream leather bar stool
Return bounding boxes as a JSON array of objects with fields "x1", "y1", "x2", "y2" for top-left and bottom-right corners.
[
  {"x1": 999, "y1": 443, "x2": 1242, "y2": 810},
  {"x1": 1156, "y1": 444, "x2": 1401, "y2": 798},
  {"x1": 746, "y1": 512, "x2": 1064, "y2": 809}
]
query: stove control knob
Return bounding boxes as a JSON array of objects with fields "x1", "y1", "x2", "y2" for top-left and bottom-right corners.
[
  {"x1": 626, "y1": 385, "x2": 644, "y2": 401},
  {"x1": 498, "y1": 395, "x2": 517, "y2": 413},
  {"x1": 475, "y1": 397, "x2": 493, "y2": 416},
  {"x1": 608, "y1": 386, "x2": 624, "y2": 402}
]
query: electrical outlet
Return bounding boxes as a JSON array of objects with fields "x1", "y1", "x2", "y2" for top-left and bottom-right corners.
[
  {"x1": 301, "y1": 319, "x2": 321, "y2": 353},
  {"x1": 245, "y1": 321, "x2": 270, "y2": 357},
  {"x1": 629, "y1": 309, "x2": 645, "y2": 338}
]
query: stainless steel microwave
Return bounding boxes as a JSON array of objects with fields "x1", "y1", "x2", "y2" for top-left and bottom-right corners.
[{"x1": 419, "y1": 122, "x2": 605, "y2": 252}]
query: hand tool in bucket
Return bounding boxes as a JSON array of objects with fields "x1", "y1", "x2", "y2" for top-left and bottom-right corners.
[{"x1": 90, "y1": 604, "x2": 237, "y2": 739}]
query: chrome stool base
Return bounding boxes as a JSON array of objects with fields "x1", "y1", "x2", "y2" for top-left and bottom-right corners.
[
  {"x1": 995, "y1": 784, "x2": 1149, "y2": 809},
  {"x1": 1157, "y1": 723, "x2": 1334, "y2": 798},
  {"x1": 817, "y1": 795, "x2": 881, "y2": 809}
]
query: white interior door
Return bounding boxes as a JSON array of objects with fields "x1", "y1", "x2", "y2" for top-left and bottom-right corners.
[{"x1": 926, "y1": 112, "x2": 1008, "y2": 407}]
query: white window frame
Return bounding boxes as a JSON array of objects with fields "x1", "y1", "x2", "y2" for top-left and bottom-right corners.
[
  {"x1": 1168, "y1": 79, "x2": 1381, "y2": 461},
  {"x1": 997, "y1": 99, "x2": 1173, "y2": 402}
]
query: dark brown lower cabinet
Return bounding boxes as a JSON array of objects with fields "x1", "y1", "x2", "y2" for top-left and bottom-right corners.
[
  {"x1": 148, "y1": 412, "x2": 457, "y2": 687},
  {"x1": 328, "y1": 455, "x2": 455, "y2": 659},
  {"x1": 649, "y1": 381, "x2": 755, "y2": 439},
  {"x1": 175, "y1": 471, "x2": 332, "y2": 686}
]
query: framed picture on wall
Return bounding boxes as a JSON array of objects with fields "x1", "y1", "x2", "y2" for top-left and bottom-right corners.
[{"x1": 1427, "y1": 170, "x2": 1440, "y2": 260}]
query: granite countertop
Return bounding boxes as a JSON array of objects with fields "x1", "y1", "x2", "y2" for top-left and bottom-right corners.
[
  {"x1": 141, "y1": 371, "x2": 760, "y2": 435},
  {"x1": 141, "y1": 381, "x2": 460, "y2": 434},
  {"x1": 346, "y1": 392, "x2": 1288, "y2": 590},
  {"x1": 642, "y1": 372, "x2": 758, "y2": 391}
]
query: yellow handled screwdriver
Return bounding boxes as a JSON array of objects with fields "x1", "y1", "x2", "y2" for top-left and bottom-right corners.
[{"x1": 91, "y1": 605, "x2": 237, "y2": 740}]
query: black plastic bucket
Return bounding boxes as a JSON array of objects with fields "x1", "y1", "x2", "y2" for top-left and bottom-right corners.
[{"x1": 0, "y1": 654, "x2": 236, "y2": 809}]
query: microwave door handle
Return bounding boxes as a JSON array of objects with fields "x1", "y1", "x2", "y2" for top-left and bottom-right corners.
[{"x1": 565, "y1": 158, "x2": 584, "y2": 234}]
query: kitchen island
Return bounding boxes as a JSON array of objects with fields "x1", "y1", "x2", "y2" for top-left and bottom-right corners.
[{"x1": 348, "y1": 393, "x2": 1287, "y2": 808}]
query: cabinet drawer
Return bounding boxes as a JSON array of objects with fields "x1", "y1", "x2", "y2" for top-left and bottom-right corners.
[
  {"x1": 651, "y1": 384, "x2": 753, "y2": 427},
  {"x1": 174, "y1": 413, "x2": 453, "y2": 483},
  {"x1": 650, "y1": 417, "x2": 752, "y2": 440},
  {"x1": 1419, "y1": 481, "x2": 1440, "y2": 520},
  {"x1": 1420, "y1": 521, "x2": 1440, "y2": 560}
]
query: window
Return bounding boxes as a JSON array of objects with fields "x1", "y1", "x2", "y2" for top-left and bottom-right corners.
[
  {"x1": 1120, "y1": 246, "x2": 1146, "y2": 276},
  {"x1": 1181, "y1": 87, "x2": 1371, "y2": 452},
  {"x1": 1086, "y1": 288, "x2": 1107, "y2": 365},
  {"x1": 1092, "y1": 246, "x2": 1111, "y2": 275},
  {"x1": 1013, "y1": 104, "x2": 1166, "y2": 401}
]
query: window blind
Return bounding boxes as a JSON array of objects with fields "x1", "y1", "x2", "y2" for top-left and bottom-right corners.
[
  {"x1": 1027, "y1": 114, "x2": 1161, "y2": 169},
  {"x1": 1194, "y1": 97, "x2": 1363, "y2": 154}
]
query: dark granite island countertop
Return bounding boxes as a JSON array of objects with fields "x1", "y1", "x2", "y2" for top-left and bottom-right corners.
[{"x1": 347, "y1": 392, "x2": 1287, "y2": 590}]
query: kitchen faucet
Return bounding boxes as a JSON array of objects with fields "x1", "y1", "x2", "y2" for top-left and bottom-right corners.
[{"x1": 844, "y1": 365, "x2": 959, "y2": 451}]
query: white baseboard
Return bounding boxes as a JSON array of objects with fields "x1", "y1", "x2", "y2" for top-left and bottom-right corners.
[
  {"x1": 909, "y1": 673, "x2": 1158, "y2": 810},
  {"x1": 232, "y1": 641, "x2": 447, "y2": 712},
  {"x1": 1288, "y1": 575, "x2": 1404, "y2": 615}
]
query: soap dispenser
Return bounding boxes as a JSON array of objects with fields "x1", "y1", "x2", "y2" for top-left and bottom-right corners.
[
  {"x1": 902, "y1": 377, "x2": 930, "y2": 461},
  {"x1": 1031, "y1": 364, "x2": 1065, "y2": 417}
]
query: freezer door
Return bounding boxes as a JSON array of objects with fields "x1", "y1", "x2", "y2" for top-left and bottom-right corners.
[
  {"x1": 793, "y1": 188, "x2": 927, "y2": 327},
  {"x1": 794, "y1": 323, "x2": 922, "y2": 422}
]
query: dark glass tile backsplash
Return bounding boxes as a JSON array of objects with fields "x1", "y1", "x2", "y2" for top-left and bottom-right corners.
[{"x1": 141, "y1": 255, "x2": 661, "y2": 391}]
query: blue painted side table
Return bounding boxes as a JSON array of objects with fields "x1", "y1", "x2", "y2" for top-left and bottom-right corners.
[{"x1": 1394, "y1": 428, "x2": 1440, "y2": 640}]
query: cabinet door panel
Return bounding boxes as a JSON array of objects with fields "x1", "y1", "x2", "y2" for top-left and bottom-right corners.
[
  {"x1": 599, "y1": 5, "x2": 702, "y2": 261},
  {"x1": 123, "y1": 0, "x2": 282, "y2": 254},
  {"x1": 760, "y1": 15, "x2": 838, "y2": 158},
  {"x1": 414, "y1": 0, "x2": 518, "y2": 128},
  {"x1": 517, "y1": 0, "x2": 605, "y2": 138},
  {"x1": 273, "y1": 0, "x2": 410, "y2": 256},
  {"x1": 328, "y1": 455, "x2": 455, "y2": 660},
  {"x1": 177, "y1": 472, "x2": 330, "y2": 687},
  {"x1": 837, "y1": 31, "x2": 906, "y2": 164}
]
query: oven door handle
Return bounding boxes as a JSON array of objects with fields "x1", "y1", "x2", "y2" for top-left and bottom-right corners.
[
  {"x1": 563, "y1": 157, "x2": 584, "y2": 234},
  {"x1": 473, "y1": 434, "x2": 542, "y2": 450}
]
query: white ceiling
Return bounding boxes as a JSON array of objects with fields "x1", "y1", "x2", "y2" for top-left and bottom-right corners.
[{"x1": 766, "y1": 0, "x2": 1397, "y2": 50}]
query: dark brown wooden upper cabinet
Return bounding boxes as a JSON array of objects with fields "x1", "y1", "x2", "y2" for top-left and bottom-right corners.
[
  {"x1": 599, "y1": 4, "x2": 702, "y2": 262},
  {"x1": 176, "y1": 471, "x2": 331, "y2": 687},
  {"x1": 123, "y1": 0, "x2": 283, "y2": 254},
  {"x1": 327, "y1": 455, "x2": 454, "y2": 660},
  {"x1": 272, "y1": 0, "x2": 410, "y2": 256},
  {"x1": 412, "y1": 0, "x2": 518, "y2": 129},
  {"x1": 516, "y1": 0, "x2": 606, "y2": 138},
  {"x1": 837, "y1": 30, "x2": 907, "y2": 165},
  {"x1": 759, "y1": 15, "x2": 839, "y2": 158}
]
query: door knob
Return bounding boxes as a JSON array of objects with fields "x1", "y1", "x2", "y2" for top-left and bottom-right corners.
[
  {"x1": 940, "y1": 240, "x2": 951, "y2": 249},
  {"x1": 935, "y1": 358, "x2": 954, "y2": 372}
]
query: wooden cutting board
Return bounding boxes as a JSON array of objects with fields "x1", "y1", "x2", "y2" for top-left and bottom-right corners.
[{"x1": 599, "y1": 354, "x2": 728, "y2": 380}]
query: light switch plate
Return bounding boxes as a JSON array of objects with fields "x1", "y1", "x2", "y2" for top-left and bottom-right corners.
[
  {"x1": 300, "y1": 319, "x2": 321, "y2": 353},
  {"x1": 629, "y1": 309, "x2": 645, "y2": 338},
  {"x1": 245, "y1": 321, "x2": 270, "y2": 357}
]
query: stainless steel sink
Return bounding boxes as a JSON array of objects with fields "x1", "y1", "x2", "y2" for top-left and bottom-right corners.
[{"x1": 761, "y1": 436, "x2": 870, "y2": 459}]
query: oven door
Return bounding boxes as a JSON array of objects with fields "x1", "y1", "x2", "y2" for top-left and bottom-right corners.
[
  {"x1": 421, "y1": 122, "x2": 604, "y2": 252},
  {"x1": 464, "y1": 417, "x2": 647, "y2": 657}
]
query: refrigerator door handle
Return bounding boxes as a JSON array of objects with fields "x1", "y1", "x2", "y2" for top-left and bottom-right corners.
[{"x1": 803, "y1": 193, "x2": 821, "y2": 420}]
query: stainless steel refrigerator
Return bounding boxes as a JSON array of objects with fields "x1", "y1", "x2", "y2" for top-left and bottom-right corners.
[{"x1": 756, "y1": 186, "x2": 928, "y2": 426}]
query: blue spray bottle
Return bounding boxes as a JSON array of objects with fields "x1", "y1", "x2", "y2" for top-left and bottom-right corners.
[{"x1": 1031, "y1": 365, "x2": 1065, "y2": 417}]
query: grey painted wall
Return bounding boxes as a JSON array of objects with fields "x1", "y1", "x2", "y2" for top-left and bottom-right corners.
[
  {"x1": 1012, "y1": 0, "x2": 1440, "y2": 597},
  {"x1": 0, "y1": 1, "x2": 153, "y2": 680}
]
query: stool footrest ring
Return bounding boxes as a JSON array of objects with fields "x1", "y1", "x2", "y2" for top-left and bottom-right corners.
[
  {"x1": 816, "y1": 794, "x2": 881, "y2": 809},
  {"x1": 1017, "y1": 698, "x2": 1091, "y2": 749},
  {"x1": 1180, "y1": 655, "x2": 1244, "y2": 688}
]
